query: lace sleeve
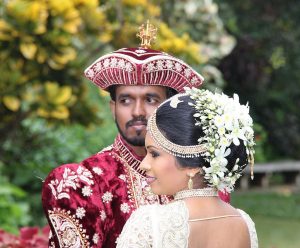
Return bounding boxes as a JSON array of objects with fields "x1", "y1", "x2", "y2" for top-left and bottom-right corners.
[
  {"x1": 116, "y1": 205, "x2": 153, "y2": 248},
  {"x1": 237, "y1": 209, "x2": 258, "y2": 248}
]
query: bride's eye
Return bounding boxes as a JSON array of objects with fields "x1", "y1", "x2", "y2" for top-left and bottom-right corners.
[{"x1": 150, "y1": 151, "x2": 159, "y2": 158}]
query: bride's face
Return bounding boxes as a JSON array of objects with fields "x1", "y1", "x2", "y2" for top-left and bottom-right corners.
[{"x1": 140, "y1": 134, "x2": 190, "y2": 196}]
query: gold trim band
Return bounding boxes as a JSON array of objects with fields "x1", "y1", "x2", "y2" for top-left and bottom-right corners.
[{"x1": 147, "y1": 111, "x2": 207, "y2": 158}]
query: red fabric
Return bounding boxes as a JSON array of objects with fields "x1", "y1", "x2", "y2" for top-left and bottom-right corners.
[
  {"x1": 84, "y1": 47, "x2": 204, "y2": 92},
  {"x1": 42, "y1": 149, "x2": 132, "y2": 247}
]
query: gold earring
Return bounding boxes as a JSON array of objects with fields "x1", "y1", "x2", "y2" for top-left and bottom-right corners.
[{"x1": 188, "y1": 173, "x2": 194, "y2": 190}]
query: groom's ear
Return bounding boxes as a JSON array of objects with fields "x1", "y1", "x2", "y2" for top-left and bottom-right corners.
[{"x1": 110, "y1": 100, "x2": 116, "y2": 120}]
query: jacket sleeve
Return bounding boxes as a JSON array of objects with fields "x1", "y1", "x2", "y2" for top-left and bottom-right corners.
[{"x1": 42, "y1": 162, "x2": 112, "y2": 247}]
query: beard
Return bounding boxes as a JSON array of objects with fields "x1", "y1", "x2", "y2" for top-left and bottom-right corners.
[{"x1": 115, "y1": 117, "x2": 147, "y2": 147}]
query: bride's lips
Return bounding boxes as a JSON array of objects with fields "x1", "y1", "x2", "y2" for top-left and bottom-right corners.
[{"x1": 145, "y1": 175, "x2": 156, "y2": 184}]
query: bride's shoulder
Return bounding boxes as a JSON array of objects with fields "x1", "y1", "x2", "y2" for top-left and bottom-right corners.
[
  {"x1": 236, "y1": 209, "x2": 258, "y2": 247},
  {"x1": 236, "y1": 209, "x2": 255, "y2": 223}
]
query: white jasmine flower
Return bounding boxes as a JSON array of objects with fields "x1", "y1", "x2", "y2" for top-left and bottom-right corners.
[
  {"x1": 230, "y1": 126, "x2": 246, "y2": 146},
  {"x1": 184, "y1": 87, "x2": 255, "y2": 193}
]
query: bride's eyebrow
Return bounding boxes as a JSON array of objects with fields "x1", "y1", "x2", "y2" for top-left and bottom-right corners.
[{"x1": 146, "y1": 145, "x2": 158, "y2": 150}]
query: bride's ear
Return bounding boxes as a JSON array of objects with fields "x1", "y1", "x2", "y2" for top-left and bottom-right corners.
[{"x1": 186, "y1": 168, "x2": 202, "y2": 178}]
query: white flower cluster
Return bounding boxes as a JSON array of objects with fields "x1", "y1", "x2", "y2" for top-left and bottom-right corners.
[{"x1": 185, "y1": 87, "x2": 255, "y2": 193}]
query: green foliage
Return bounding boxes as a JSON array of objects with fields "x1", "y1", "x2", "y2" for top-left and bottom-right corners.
[
  {"x1": 253, "y1": 123, "x2": 273, "y2": 162},
  {"x1": 1, "y1": 90, "x2": 116, "y2": 228},
  {"x1": 254, "y1": 216, "x2": 300, "y2": 248},
  {"x1": 216, "y1": 0, "x2": 300, "y2": 159},
  {"x1": 0, "y1": 165, "x2": 31, "y2": 234},
  {"x1": 232, "y1": 191, "x2": 300, "y2": 219},
  {"x1": 232, "y1": 191, "x2": 300, "y2": 247}
]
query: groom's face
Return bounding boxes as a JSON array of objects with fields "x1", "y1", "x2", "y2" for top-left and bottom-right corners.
[{"x1": 110, "y1": 85, "x2": 167, "y2": 147}]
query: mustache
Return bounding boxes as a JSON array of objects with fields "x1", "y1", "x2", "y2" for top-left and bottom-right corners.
[{"x1": 126, "y1": 117, "x2": 147, "y2": 128}]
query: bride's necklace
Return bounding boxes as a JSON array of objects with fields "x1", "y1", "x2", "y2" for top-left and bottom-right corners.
[{"x1": 174, "y1": 188, "x2": 218, "y2": 200}]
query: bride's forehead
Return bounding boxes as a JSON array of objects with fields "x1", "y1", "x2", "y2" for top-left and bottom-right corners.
[{"x1": 145, "y1": 133, "x2": 154, "y2": 146}]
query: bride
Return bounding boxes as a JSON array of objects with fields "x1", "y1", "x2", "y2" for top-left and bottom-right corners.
[{"x1": 116, "y1": 88, "x2": 258, "y2": 248}]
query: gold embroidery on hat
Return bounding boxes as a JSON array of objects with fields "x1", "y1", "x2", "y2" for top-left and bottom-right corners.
[{"x1": 137, "y1": 20, "x2": 157, "y2": 49}]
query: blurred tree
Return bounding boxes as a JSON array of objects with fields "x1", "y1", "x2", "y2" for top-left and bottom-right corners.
[
  {"x1": 216, "y1": 0, "x2": 300, "y2": 159},
  {"x1": 159, "y1": 0, "x2": 235, "y2": 91},
  {"x1": 0, "y1": 0, "x2": 235, "y2": 231}
]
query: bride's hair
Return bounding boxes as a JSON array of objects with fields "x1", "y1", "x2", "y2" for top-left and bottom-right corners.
[{"x1": 155, "y1": 95, "x2": 248, "y2": 173}]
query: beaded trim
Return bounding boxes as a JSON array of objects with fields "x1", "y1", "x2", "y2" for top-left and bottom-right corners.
[
  {"x1": 147, "y1": 111, "x2": 207, "y2": 158},
  {"x1": 174, "y1": 188, "x2": 218, "y2": 200}
]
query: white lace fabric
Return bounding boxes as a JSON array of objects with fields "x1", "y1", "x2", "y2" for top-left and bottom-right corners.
[
  {"x1": 116, "y1": 201, "x2": 258, "y2": 248},
  {"x1": 237, "y1": 209, "x2": 259, "y2": 248}
]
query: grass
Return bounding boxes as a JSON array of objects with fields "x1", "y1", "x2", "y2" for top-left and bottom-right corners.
[
  {"x1": 231, "y1": 188, "x2": 300, "y2": 248},
  {"x1": 253, "y1": 215, "x2": 300, "y2": 248}
]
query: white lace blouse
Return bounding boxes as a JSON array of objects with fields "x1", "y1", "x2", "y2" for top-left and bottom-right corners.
[{"x1": 116, "y1": 200, "x2": 258, "y2": 248}]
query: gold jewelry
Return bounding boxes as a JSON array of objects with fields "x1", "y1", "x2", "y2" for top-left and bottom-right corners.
[
  {"x1": 174, "y1": 188, "x2": 218, "y2": 200},
  {"x1": 189, "y1": 215, "x2": 240, "y2": 222},
  {"x1": 249, "y1": 150, "x2": 255, "y2": 180},
  {"x1": 188, "y1": 173, "x2": 194, "y2": 190},
  {"x1": 147, "y1": 111, "x2": 207, "y2": 158},
  {"x1": 136, "y1": 20, "x2": 157, "y2": 49}
]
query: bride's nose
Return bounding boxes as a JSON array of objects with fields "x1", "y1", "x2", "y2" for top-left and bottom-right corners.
[{"x1": 139, "y1": 157, "x2": 151, "y2": 171}]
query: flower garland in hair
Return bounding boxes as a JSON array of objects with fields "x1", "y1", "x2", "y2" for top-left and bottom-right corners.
[{"x1": 185, "y1": 87, "x2": 255, "y2": 193}]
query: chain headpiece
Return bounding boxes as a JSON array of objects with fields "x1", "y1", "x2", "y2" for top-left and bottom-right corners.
[
  {"x1": 147, "y1": 88, "x2": 255, "y2": 193},
  {"x1": 147, "y1": 101, "x2": 207, "y2": 158},
  {"x1": 136, "y1": 20, "x2": 157, "y2": 49}
]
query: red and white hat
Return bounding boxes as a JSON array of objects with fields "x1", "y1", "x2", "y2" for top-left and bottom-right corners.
[{"x1": 84, "y1": 47, "x2": 204, "y2": 93}]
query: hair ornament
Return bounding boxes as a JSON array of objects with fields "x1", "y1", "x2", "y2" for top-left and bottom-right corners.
[
  {"x1": 184, "y1": 87, "x2": 255, "y2": 192},
  {"x1": 170, "y1": 95, "x2": 184, "y2": 108}
]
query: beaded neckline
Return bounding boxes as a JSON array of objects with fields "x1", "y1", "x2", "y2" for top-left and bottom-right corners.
[{"x1": 174, "y1": 188, "x2": 218, "y2": 201}]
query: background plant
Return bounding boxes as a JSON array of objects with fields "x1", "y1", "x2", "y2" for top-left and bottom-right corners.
[
  {"x1": 216, "y1": 0, "x2": 300, "y2": 160},
  {"x1": 0, "y1": 0, "x2": 236, "y2": 233}
]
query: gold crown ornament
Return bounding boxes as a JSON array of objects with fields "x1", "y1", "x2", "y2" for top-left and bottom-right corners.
[{"x1": 136, "y1": 20, "x2": 157, "y2": 49}]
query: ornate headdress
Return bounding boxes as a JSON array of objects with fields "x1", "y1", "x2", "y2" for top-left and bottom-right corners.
[
  {"x1": 84, "y1": 21, "x2": 204, "y2": 93},
  {"x1": 147, "y1": 87, "x2": 255, "y2": 193}
]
